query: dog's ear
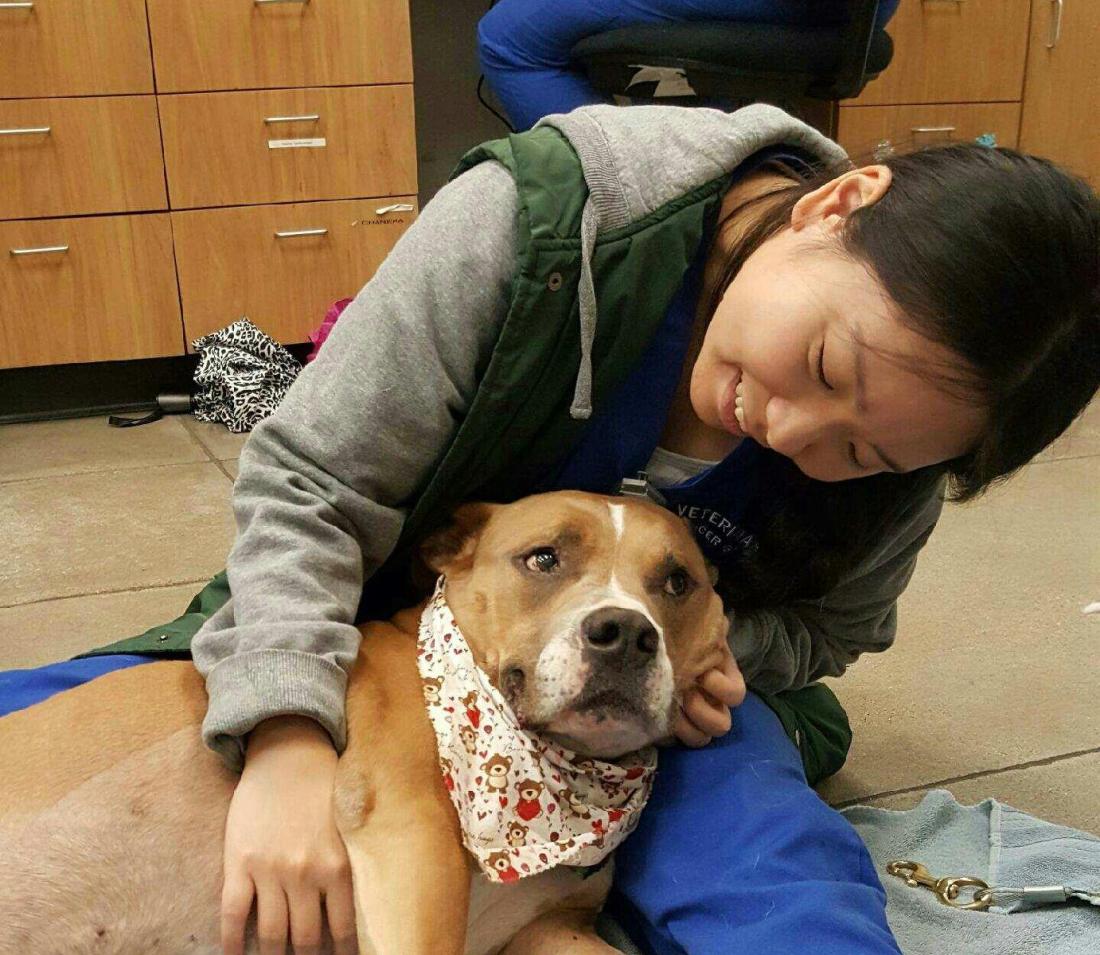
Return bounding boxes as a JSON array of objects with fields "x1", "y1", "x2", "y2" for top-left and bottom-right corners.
[{"x1": 417, "y1": 501, "x2": 498, "y2": 577}]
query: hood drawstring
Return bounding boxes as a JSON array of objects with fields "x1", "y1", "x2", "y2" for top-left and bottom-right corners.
[{"x1": 568, "y1": 196, "x2": 599, "y2": 420}]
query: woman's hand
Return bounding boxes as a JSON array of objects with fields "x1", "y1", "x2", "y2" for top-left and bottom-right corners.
[
  {"x1": 673, "y1": 645, "x2": 747, "y2": 748},
  {"x1": 221, "y1": 715, "x2": 359, "y2": 955}
]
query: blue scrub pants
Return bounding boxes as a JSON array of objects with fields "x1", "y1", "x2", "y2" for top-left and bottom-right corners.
[
  {"x1": 1, "y1": 658, "x2": 900, "y2": 953},
  {"x1": 479, "y1": 0, "x2": 902, "y2": 131}
]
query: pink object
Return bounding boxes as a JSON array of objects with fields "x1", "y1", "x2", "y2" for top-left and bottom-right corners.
[{"x1": 305, "y1": 297, "x2": 354, "y2": 364}]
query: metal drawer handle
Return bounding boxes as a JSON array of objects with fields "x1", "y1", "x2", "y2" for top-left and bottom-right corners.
[
  {"x1": 374, "y1": 203, "x2": 415, "y2": 214},
  {"x1": 275, "y1": 228, "x2": 328, "y2": 238},
  {"x1": 264, "y1": 114, "x2": 320, "y2": 124},
  {"x1": 911, "y1": 126, "x2": 957, "y2": 134},
  {"x1": 0, "y1": 126, "x2": 50, "y2": 136},
  {"x1": 10, "y1": 244, "x2": 69, "y2": 256},
  {"x1": 1047, "y1": 0, "x2": 1064, "y2": 49},
  {"x1": 0, "y1": 2, "x2": 36, "y2": 8}
]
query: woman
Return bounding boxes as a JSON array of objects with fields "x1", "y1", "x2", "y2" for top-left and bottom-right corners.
[
  {"x1": 478, "y1": 0, "x2": 903, "y2": 131},
  {"x1": 3, "y1": 102, "x2": 1097, "y2": 955}
]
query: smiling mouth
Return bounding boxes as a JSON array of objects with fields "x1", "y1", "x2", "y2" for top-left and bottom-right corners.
[{"x1": 718, "y1": 370, "x2": 748, "y2": 438}]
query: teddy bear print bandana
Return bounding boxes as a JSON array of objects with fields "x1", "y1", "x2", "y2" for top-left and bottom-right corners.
[{"x1": 415, "y1": 576, "x2": 657, "y2": 884}]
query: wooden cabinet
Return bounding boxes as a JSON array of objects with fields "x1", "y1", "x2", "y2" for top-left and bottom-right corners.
[
  {"x1": 843, "y1": 0, "x2": 1031, "y2": 106},
  {"x1": 840, "y1": 0, "x2": 1096, "y2": 187},
  {"x1": 145, "y1": 0, "x2": 413, "y2": 93},
  {"x1": 1, "y1": 0, "x2": 416, "y2": 370},
  {"x1": 0, "y1": 96, "x2": 167, "y2": 219},
  {"x1": 1020, "y1": 0, "x2": 1100, "y2": 184},
  {"x1": 839, "y1": 0, "x2": 1030, "y2": 162},
  {"x1": 159, "y1": 86, "x2": 417, "y2": 209},
  {"x1": 0, "y1": 214, "x2": 182, "y2": 368},
  {"x1": 0, "y1": 0, "x2": 154, "y2": 99},
  {"x1": 839, "y1": 103, "x2": 1020, "y2": 162},
  {"x1": 172, "y1": 198, "x2": 418, "y2": 344}
]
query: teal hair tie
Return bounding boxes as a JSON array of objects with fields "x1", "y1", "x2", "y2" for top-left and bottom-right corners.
[{"x1": 974, "y1": 132, "x2": 998, "y2": 148}]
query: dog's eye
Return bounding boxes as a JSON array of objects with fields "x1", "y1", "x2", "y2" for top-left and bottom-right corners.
[
  {"x1": 664, "y1": 570, "x2": 690, "y2": 597},
  {"x1": 524, "y1": 548, "x2": 559, "y2": 573}
]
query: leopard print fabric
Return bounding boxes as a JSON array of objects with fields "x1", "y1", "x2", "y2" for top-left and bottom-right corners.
[{"x1": 191, "y1": 317, "x2": 302, "y2": 434}]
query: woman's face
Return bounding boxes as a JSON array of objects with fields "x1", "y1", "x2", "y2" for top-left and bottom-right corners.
[{"x1": 691, "y1": 165, "x2": 987, "y2": 482}]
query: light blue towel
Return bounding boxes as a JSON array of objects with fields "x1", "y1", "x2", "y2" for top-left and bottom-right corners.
[{"x1": 843, "y1": 789, "x2": 1100, "y2": 955}]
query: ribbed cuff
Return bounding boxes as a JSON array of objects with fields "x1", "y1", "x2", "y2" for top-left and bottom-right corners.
[{"x1": 201, "y1": 649, "x2": 349, "y2": 775}]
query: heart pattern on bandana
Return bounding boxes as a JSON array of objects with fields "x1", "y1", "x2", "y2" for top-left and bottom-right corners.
[{"x1": 415, "y1": 576, "x2": 656, "y2": 883}]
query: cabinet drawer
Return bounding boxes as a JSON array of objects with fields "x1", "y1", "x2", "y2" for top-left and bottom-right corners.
[
  {"x1": 0, "y1": 96, "x2": 167, "y2": 221},
  {"x1": 159, "y1": 86, "x2": 417, "y2": 210},
  {"x1": 172, "y1": 197, "x2": 418, "y2": 345},
  {"x1": 847, "y1": 0, "x2": 1030, "y2": 106},
  {"x1": 0, "y1": 213, "x2": 182, "y2": 369},
  {"x1": 146, "y1": 0, "x2": 412, "y2": 93},
  {"x1": 838, "y1": 103, "x2": 1021, "y2": 161},
  {"x1": 1020, "y1": 0, "x2": 1100, "y2": 184},
  {"x1": 0, "y1": 0, "x2": 153, "y2": 98}
]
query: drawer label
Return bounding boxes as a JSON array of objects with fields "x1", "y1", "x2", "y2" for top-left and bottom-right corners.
[{"x1": 268, "y1": 137, "x2": 327, "y2": 149}]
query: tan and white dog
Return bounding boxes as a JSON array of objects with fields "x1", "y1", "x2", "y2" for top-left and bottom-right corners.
[{"x1": 0, "y1": 490, "x2": 730, "y2": 955}]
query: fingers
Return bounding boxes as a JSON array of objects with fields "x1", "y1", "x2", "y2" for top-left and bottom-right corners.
[
  {"x1": 255, "y1": 878, "x2": 290, "y2": 955},
  {"x1": 683, "y1": 686, "x2": 733, "y2": 737},
  {"x1": 698, "y1": 658, "x2": 746, "y2": 709},
  {"x1": 324, "y1": 875, "x2": 360, "y2": 955},
  {"x1": 286, "y1": 881, "x2": 324, "y2": 955},
  {"x1": 221, "y1": 870, "x2": 255, "y2": 955},
  {"x1": 225, "y1": 871, "x2": 357, "y2": 955},
  {"x1": 673, "y1": 707, "x2": 712, "y2": 748}
]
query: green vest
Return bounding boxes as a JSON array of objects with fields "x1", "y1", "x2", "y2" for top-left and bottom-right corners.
[{"x1": 76, "y1": 125, "x2": 852, "y2": 786}]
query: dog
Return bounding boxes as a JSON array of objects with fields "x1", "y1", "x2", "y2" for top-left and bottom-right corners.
[{"x1": 0, "y1": 490, "x2": 730, "y2": 954}]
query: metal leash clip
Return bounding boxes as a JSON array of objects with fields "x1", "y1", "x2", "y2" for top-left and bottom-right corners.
[{"x1": 886, "y1": 860, "x2": 993, "y2": 911}]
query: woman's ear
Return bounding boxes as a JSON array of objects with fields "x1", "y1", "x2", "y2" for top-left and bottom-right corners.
[
  {"x1": 791, "y1": 164, "x2": 893, "y2": 232},
  {"x1": 417, "y1": 502, "x2": 498, "y2": 578}
]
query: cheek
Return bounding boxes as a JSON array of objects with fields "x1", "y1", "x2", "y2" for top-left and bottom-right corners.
[
  {"x1": 702, "y1": 296, "x2": 744, "y2": 364},
  {"x1": 791, "y1": 449, "x2": 852, "y2": 483},
  {"x1": 691, "y1": 311, "x2": 741, "y2": 409}
]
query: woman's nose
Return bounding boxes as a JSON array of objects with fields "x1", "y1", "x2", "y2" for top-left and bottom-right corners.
[{"x1": 764, "y1": 395, "x2": 827, "y2": 458}]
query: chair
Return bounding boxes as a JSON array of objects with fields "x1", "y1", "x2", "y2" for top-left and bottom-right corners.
[{"x1": 569, "y1": 0, "x2": 892, "y2": 135}]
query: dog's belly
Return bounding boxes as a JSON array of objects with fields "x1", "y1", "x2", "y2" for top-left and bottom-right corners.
[
  {"x1": 0, "y1": 722, "x2": 609, "y2": 955},
  {"x1": 0, "y1": 725, "x2": 250, "y2": 955},
  {"x1": 0, "y1": 674, "x2": 612, "y2": 955}
]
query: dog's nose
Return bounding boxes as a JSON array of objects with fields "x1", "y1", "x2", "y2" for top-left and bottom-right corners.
[{"x1": 581, "y1": 608, "x2": 658, "y2": 661}]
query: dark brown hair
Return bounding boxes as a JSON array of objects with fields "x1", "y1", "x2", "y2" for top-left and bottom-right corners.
[
  {"x1": 706, "y1": 141, "x2": 1100, "y2": 503},
  {"x1": 704, "y1": 141, "x2": 1099, "y2": 611}
]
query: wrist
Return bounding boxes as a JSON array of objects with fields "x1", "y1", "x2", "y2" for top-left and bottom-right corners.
[{"x1": 246, "y1": 714, "x2": 336, "y2": 756}]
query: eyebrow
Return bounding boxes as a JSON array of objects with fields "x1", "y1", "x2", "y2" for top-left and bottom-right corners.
[{"x1": 847, "y1": 320, "x2": 906, "y2": 474}]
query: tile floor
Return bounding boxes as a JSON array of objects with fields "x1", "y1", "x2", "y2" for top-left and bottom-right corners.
[{"x1": 2, "y1": 404, "x2": 1098, "y2": 831}]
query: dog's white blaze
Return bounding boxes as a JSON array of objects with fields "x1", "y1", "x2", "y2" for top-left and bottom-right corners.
[{"x1": 606, "y1": 501, "x2": 626, "y2": 543}]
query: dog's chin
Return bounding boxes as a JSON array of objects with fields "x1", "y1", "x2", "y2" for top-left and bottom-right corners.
[{"x1": 540, "y1": 693, "x2": 662, "y2": 760}]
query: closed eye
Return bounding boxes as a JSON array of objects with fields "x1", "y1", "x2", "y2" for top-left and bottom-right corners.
[{"x1": 817, "y1": 342, "x2": 834, "y2": 391}]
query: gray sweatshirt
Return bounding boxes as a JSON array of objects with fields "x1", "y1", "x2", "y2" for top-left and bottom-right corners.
[{"x1": 192, "y1": 104, "x2": 944, "y2": 774}]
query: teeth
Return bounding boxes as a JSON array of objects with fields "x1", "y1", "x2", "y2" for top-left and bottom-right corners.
[
  {"x1": 735, "y1": 380, "x2": 744, "y2": 398},
  {"x1": 734, "y1": 395, "x2": 744, "y2": 409},
  {"x1": 733, "y1": 405, "x2": 745, "y2": 426}
]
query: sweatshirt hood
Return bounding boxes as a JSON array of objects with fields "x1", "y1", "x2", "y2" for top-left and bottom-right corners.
[{"x1": 531, "y1": 103, "x2": 851, "y2": 419}]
